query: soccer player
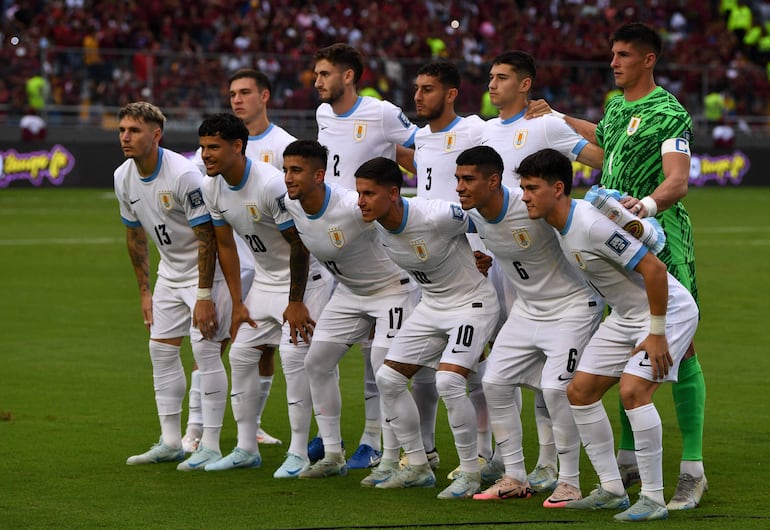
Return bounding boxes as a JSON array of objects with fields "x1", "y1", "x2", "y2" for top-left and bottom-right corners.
[
  {"x1": 356, "y1": 157, "x2": 500, "y2": 499},
  {"x1": 481, "y1": 50, "x2": 604, "y2": 492},
  {"x1": 411, "y1": 60, "x2": 490, "y2": 475},
  {"x1": 195, "y1": 114, "x2": 333, "y2": 476},
  {"x1": 312, "y1": 43, "x2": 419, "y2": 468},
  {"x1": 453, "y1": 146, "x2": 604, "y2": 508},
  {"x1": 519, "y1": 148, "x2": 699, "y2": 522},
  {"x1": 116, "y1": 102, "x2": 230, "y2": 470},
  {"x1": 528, "y1": 23, "x2": 706, "y2": 510},
  {"x1": 280, "y1": 140, "x2": 420, "y2": 480}
]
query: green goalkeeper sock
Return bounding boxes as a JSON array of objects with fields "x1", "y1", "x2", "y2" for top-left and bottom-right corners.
[
  {"x1": 617, "y1": 397, "x2": 635, "y2": 452},
  {"x1": 672, "y1": 355, "x2": 706, "y2": 461}
]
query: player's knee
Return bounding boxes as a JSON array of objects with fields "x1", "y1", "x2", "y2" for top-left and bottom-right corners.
[
  {"x1": 435, "y1": 370, "x2": 467, "y2": 401},
  {"x1": 375, "y1": 364, "x2": 409, "y2": 399}
]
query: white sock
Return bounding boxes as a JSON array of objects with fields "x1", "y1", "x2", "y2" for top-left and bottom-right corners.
[
  {"x1": 680, "y1": 460, "x2": 704, "y2": 478},
  {"x1": 533, "y1": 389, "x2": 557, "y2": 469},
  {"x1": 542, "y1": 388, "x2": 579, "y2": 487},
  {"x1": 186, "y1": 369, "x2": 203, "y2": 430},
  {"x1": 305, "y1": 341, "x2": 348, "y2": 454},
  {"x1": 468, "y1": 362, "x2": 492, "y2": 460},
  {"x1": 626, "y1": 404, "x2": 665, "y2": 506},
  {"x1": 483, "y1": 380, "x2": 526, "y2": 482},
  {"x1": 570, "y1": 401, "x2": 624, "y2": 496},
  {"x1": 411, "y1": 367, "x2": 438, "y2": 452},
  {"x1": 229, "y1": 343, "x2": 261, "y2": 453},
  {"x1": 280, "y1": 344, "x2": 312, "y2": 458},
  {"x1": 254, "y1": 374, "x2": 273, "y2": 431},
  {"x1": 359, "y1": 341, "x2": 381, "y2": 450},
  {"x1": 149, "y1": 340, "x2": 185, "y2": 447},
  {"x1": 617, "y1": 448, "x2": 637, "y2": 467},
  {"x1": 193, "y1": 339, "x2": 227, "y2": 453},
  {"x1": 436, "y1": 370, "x2": 478, "y2": 474},
  {"x1": 376, "y1": 364, "x2": 426, "y2": 465}
]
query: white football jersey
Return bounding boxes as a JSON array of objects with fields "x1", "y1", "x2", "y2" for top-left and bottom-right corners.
[
  {"x1": 201, "y1": 158, "x2": 324, "y2": 292},
  {"x1": 316, "y1": 96, "x2": 417, "y2": 189},
  {"x1": 245, "y1": 122, "x2": 296, "y2": 170},
  {"x1": 284, "y1": 183, "x2": 411, "y2": 296},
  {"x1": 374, "y1": 197, "x2": 496, "y2": 308},
  {"x1": 115, "y1": 147, "x2": 217, "y2": 287},
  {"x1": 414, "y1": 114, "x2": 485, "y2": 201},
  {"x1": 467, "y1": 185, "x2": 602, "y2": 319},
  {"x1": 557, "y1": 199, "x2": 694, "y2": 322},
  {"x1": 481, "y1": 111, "x2": 588, "y2": 188}
]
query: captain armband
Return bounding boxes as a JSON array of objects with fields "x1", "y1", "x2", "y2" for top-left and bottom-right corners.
[{"x1": 661, "y1": 138, "x2": 691, "y2": 157}]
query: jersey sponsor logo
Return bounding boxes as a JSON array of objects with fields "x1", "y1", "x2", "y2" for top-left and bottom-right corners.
[
  {"x1": 513, "y1": 129, "x2": 528, "y2": 149},
  {"x1": 187, "y1": 188, "x2": 205, "y2": 208},
  {"x1": 623, "y1": 219, "x2": 644, "y2": 239},
  {"x1": 158, "y1": 191, "x2": 174, "y2": 210},
  {"x1": 246, "y1": 202, "x2": 261, "y2": 222},
  {"x1": 397, "y1": 111, "x2": 412, "y2": 129},
  {"x1": 511, "y1": 227, "x2": 531, "y2": 249},
  {"x1": 444, "y1": 132, "x2": 456, "y2": 152},
  {"x1": 605, "y1": 231, "x2": 631, "y2": 255},
  {"x1": 328, "y1": 227, "x2": 345, "y2": 248},
  {"x1": 353, "y1": 121, "x2": 368, "y2": 142},
  {"x1": 410, "y1": 238, "x2": 429, "y2": 261},
  {"x1": 261, "y1": 150, "x2": 274, "y2": 165},
  {"x1": 626, "y1": 116, "x2": 642, "y2": 136},
  {"x1": 450, "y1": 204, "x2": 464, "y2": 220},
  {"x1": 572, "y1": 250, "x2": 586, "y2": 270}
]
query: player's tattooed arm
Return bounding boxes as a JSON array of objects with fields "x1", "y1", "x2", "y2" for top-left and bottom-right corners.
[
  {"x1": 126, "y1": 226, "x2": 152, "y2": 327},
  {"x1": 192, "y1": 221, "x2": 218, "y2": 339},
  {"x1": 281, "y1": 225, "x2": 315, "y2": 345}
]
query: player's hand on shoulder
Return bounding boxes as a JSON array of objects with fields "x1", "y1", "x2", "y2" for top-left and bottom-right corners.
[{"x1": 525, "y1": 99, "x2": 554, "y2": 119}]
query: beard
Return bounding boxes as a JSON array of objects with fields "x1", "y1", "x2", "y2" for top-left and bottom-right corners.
[{"x1": 319, "y1": 84, "x2": 345, "y2": 105}]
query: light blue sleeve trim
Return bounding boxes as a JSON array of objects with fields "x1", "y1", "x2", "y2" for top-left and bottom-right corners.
[
  {"x1": 625, "y1": 245, "x2": 648, "y2": 271},
  {"x1": 572, "y1": 138, "x2": 589, "y2": 156},
  {"x1": 277, "y1": 219, "x2": 295, "y2": 231},
  {"x1": 189, "y1": 213, "x2": 212, "y2": 227},
  {"x1": 121, "y1": 217, "x2": 141, "y2": 227}
]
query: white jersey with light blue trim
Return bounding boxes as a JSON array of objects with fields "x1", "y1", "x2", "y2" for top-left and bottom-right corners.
[
  {"x1": 245, "y1": 122, "x2": 296, "y2": 170},
  {"x1": 316, "y1": 96, "x2": 417, "y2": 189},
  {"x1": 558, "y1": 199, "x2": 693, "y2": 322},
  {"x1": 284, "y1": 183, "x2": 411, "y2": 296},
  {"x1": 374, "y1": 196, "x2": 495, "y2": 308},
  {"x1": 202, "y1": 158, "x2": 321, "y2": 292},
  {"x1": 115, "y1": 147, "x2": 214, "y2": 288},
  {"x1": 468, "y1": 185, "x2": 602, "y2": 319},
  {"x1": 414, "y1": 114, "x2": 485, "y2": 200},
  {"x1": 481, "y1": 111, "x2": 588, "y2": 189}
]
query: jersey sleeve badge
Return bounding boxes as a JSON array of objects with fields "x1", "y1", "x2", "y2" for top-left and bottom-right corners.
[
  {"x1": 187, "y1": 188, "x2": 205, "y2": 208},
  {"x1": 397, "y1": 111, "x2": 412, "y2": 129},
  {"x1": 605, "y1": 231, "x2": 631, "y2": 255},
  {"x1": 450, "y1": 204, "x2": 464, "y2": 220}
]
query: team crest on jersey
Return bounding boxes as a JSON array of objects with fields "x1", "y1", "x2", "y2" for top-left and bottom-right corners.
[
  {"x1": 626, "y1": 116, "x2": 642, "y2": 135},
  {"x1": 261, "y1": 150, "x2": 274, "y2": 165},
  {"x1": 245, "y1": 202, "x2": 261, "y2": 222},
  {"x1": 513, "y1": 130, "x2": 528, "y2": 149},
  {"x1": 158, "y1": 191, "x2": 174, "y2": 210},
  {"x1": 410, "y1": 238, "x2": 429, "y2": 261},
  {"x1": 511, "y1": 227, "x2": 531, "y2": 249},
  {"x1": 353, "y1": 121, "x2": 367, "y2": 142},
  {"x1": 328, "y1": 227, "x2": 345, "y2": 248},
  {"x1": 444, "y1": 132, "x2": 457, "y2": 152},
  {"x1": 623, "y1": 219, "x2": 644, "y2": 239},
  {"x1": 572, "y1": 251, "x2": 586, "y2": 270}
]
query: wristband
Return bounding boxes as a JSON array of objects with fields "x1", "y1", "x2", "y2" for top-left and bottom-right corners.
[
  {"x1": 550, "y1": 110, "x2": 565, "y2": 120},
  {"x1": 649, "y1": 314, "x2": 666, "y2": 335},
  {"x1": 196, "y1": 287, "x2": 212, "y2": 301},
  {"x1": 640, "y1": 196, "x2": 658, "y2": 218}
]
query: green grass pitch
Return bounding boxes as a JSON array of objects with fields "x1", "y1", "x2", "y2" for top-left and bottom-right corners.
[{"x1": 0, "y1": 186, "x2": 767, "y2": 528}]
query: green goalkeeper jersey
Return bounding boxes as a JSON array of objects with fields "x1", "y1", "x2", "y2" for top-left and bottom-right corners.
[{"x1": 596, "y1": 86, "x2": 697, "y2": 300}]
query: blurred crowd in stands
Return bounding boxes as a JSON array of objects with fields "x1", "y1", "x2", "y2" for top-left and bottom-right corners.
[{"x1": 1, "y1": 0, "x2": 769, "y2": 132}]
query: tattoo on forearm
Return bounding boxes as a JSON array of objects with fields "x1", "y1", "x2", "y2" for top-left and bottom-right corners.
[
  {"x1": 193, "y1": 223, "x2": 216, "y2": 288},
  {"x1": 126, "y1": 228, "x2": 150, "y2": 294}
]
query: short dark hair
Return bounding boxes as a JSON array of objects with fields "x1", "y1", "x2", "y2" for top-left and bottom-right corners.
[
  {"x1": 417, "y1": 61, "x2": 460, "y2": 89},
  {"x1": 283, "y1": 139, "x2": 329, "y2": 169},
  {"x1": 198, "y1": 113, "x2": 249, "y2": 155},
  {"x1": 455, "y1": 146, "x2": 504, "y2": 185},
  {"x1": 611, "y1": 23, "x2": 662, "y2": 58},
  {"x1": 315, "y1": 43, "x2": 364, "y2": 84},
  {"x1": 355, "y1": 157, "x2": 403, "y2": 190},
  {"x1": 516, "y1": 148, "x2": 574, "y2": 195},
  {"x1": 491, "y1": 51, "x2": 537, "y2": 83},
  {"x1": 228, "y1": 69, "x2": 272, "y2": 93}
]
